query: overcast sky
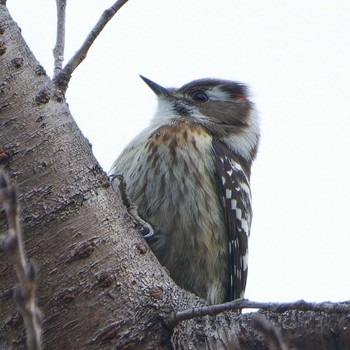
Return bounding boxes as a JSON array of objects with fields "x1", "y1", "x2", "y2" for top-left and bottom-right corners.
[{"x1": 8, "y1": 1, "x2": 350, "y2": 303}]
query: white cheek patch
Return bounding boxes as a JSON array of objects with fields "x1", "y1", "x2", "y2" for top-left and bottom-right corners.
[
  {"x1": 223, "y1": 108, "x2": 260, "y2": 161},
  {"x1": 207, "y1": 86, "x2": 232, "y2": 101}
]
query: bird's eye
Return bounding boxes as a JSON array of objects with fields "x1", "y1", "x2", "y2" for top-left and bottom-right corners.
[{"x1": 193, "y1": 92, "x2": 208, "y2": 102}]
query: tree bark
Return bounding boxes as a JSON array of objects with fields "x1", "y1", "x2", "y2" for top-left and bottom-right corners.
[
  {"x1": 1, "y1": 4, "x2": 350, "y2": 349},
  {"x1": 0, "y1": 4, "x2": 181, "y2": 348}
]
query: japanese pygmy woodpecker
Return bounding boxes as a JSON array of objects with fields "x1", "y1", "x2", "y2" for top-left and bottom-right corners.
[{"x1": 110, "y1": 76, "x2": 260, "y2": 304}]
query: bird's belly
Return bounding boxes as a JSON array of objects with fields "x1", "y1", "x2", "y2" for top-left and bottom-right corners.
[{"x1": 117, "y1": 123, "x2": 229, "y2": 303}]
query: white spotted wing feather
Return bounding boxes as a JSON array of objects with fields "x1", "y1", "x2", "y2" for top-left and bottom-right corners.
[{"x1": 213, "y1": 141, "x2": 252, "y2": 300}]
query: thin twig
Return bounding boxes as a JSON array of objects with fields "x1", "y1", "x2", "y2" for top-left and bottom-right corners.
[
  {"x1": 54, "y1": 0, "x2": 129, "y2": 93},
  {"x1": 110, "y1": 174, "x2": 154, "y2": 238},
  {"x1": 0, "y1": 173, "x2": 42, "y2": 350},
  {"x1": 53, "y1": 0, "x2": 67, "y2": 78},
  {"x1": 251, "y1": 314, "x2": 289, "y2": 350},
  {"x1": 167, "y1": 298, "x2": 350, "y2": 327}
]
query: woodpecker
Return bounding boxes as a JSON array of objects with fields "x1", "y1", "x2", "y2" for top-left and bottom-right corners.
[{"x1": 110, "y1": 76, "x2": 260, "y2": 304}]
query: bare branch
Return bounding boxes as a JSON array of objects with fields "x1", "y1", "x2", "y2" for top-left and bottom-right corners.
[
  {"x1": 0, "y1": 173, "x2": 42, "y2": 350},
  {"x1": 53, "y1": 0, "x2": 67, "y2": 78},
  {"x1": 167, "y1": 298, "x2": 350, "y2": 326},
  {"x1": 54, "y1": 0, "x2": 129, "y2": 93},
  {"x1": 251, "y1": 314, "x2": 289, "y2": 350}
]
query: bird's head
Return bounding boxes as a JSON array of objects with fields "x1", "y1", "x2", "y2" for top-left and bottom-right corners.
[{"x1": 140, "y1": 75, "x2": 260, "y2": 161}]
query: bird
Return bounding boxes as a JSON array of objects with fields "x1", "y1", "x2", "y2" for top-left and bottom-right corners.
[{"x1": 109, "y1": 76, "x2": 260, "y2": 304}]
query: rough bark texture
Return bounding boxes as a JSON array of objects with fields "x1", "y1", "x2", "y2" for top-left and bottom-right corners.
[
  {"x1": 0, "y1": 5, "x2": 181, "y2": 349},
  {"x1": 1, "y1": 4, "x2": 350, "y2": 350}
]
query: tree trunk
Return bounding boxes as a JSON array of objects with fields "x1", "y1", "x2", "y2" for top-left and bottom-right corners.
[
  {"x1": 0, "y1": 4, "x2": 181, "y2": 348},
  {"x1": 1, "y1": 3, "x2": 349, "y2": 349}
]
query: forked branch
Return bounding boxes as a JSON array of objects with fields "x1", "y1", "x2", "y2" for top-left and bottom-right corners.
[{"x1": 53, "y1": 0, "x2": 129, "y2": 93}]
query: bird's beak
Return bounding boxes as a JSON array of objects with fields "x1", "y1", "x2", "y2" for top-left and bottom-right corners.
[{"x1": 139, "y1": 75, "x2": 171, "y2": 98}]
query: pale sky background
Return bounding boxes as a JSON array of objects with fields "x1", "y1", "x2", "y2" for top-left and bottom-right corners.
[{"x1": 8, "y1": 1, "x2": 350, "y2": 303}]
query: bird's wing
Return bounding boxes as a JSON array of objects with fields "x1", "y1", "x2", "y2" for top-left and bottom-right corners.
[{"x1": 212, "y1": 140, "x2": 252, "y2": 301}]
